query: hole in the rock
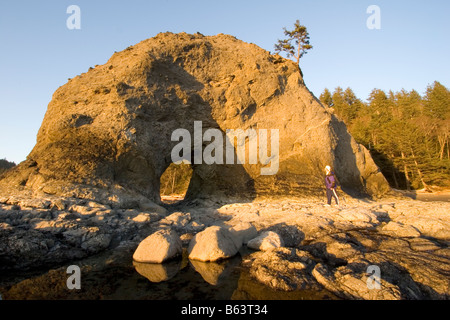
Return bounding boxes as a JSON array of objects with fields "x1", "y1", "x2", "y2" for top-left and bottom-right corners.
[{"x1": 160, "y1": 162, "x2": 193, "y2": 204}]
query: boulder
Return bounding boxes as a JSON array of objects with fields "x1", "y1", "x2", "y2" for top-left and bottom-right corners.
[
  {"x1": 247, "y1": 231, "x2": 284, "y2": 251},
  {"x1": 80, "y1": 233, "x2": 112, "y2": 253},
  {"x1": 0, "y1": 32, "x2": 389, "y2": 207},
  {"x1": 229, "y1": 222, "x2": 258, "y2": 245},
  {"x1": 159, "y1": 212, "x2": 191, "y2": 231},
  {"x1": 188, "y1": 226, "x2": 241, "y2": 262},
  {"x1": 133, "y1": 229, "x2": 182, "y2": 263}
]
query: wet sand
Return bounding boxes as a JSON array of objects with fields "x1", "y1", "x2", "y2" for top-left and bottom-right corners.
[{"x1": 399, "y1": 190, "x2": 450, "y2": 202}]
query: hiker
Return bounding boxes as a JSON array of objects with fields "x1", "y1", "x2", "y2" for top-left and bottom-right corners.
[{"x1": 324, "y1": 165, "x2": 339, "y2": 206}]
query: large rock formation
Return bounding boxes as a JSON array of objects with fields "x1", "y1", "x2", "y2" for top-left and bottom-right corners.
[{"x1": 0, "y1": 32, "x2": 389, "y2": 207}]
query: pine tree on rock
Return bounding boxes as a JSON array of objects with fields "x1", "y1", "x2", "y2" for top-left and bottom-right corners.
[{"x1": 274, "y1": 19, "x2": 313, "y2": 69}]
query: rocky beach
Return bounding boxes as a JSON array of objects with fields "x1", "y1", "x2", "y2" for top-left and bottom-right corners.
[
  {"x1": 0, "y1": 32, "x2": 448, "y2": 300},
  {"x1": 0, "y1": 191, "x2": 448, "y2": 300}
]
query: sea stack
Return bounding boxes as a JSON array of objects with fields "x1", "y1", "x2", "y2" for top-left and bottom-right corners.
[{"x1": 0, "y1": 32, "x2": 389, "y2": 207}]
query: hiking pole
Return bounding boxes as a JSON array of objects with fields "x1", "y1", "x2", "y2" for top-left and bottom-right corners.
[
  {"x1": 336, "y1": 187, "x2": 347, "y2": 206},
  {"x1": 331, "y1": 188, "x2": 340, "y2": 205}
]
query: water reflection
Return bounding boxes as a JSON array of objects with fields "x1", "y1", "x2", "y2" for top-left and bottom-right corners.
[
  {"x1": 133, "y1": 249, "x2": 242, "y2": 286},
  {"x1": 131, "y1": 247, "x2": 338, "y2": 300},
  {"x1": 133, "y1": 260, "x2": 182, "y2": 283},
  {"x1": 1, "y1": 248, "x2": 338, "y2": 300},
  {"x1": 189, "y1": 256, "x2": 241, "y2": 285},
  {"x1": 232, "y1": 270, "x2": 339, "y2": 300}
]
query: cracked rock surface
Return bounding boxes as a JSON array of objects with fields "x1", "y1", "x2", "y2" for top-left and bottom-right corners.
[{"x1": 1, "y1": 194, "x2": 449, "y2": 300}]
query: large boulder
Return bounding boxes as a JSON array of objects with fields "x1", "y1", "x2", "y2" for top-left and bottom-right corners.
[
  {"x1": 133, "y1": 229, "x2": 182, "y2": 263},
  {"x1": 188, "y1": 226, "x2": 241, "y2": 262},
  {"x1": 0, "y1": 32, "x2": 390, "y2": 206}
]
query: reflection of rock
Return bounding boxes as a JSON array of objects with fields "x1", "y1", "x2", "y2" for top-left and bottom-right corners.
[
  {"x1": 133, "y1": 229, "x2": 182, "y2": 263},
  {"x1": 80, "y1": 233, "x2": 112, "y2": 253},
  {"x1": 0, "y1": 196, "x2": 167, "y2": 271},
  {"x1": 133, "y1": 260, "x2": 181, "y2": 283},
  {"x1": 188, "y1": 226, "x2": 241, "y2": 262},
  {"x1": 2, "y1": 191, "x2": 449, "y2": 300},
  {"x1": 189, "y1": 256, "x2": 240, "y2": 285}
]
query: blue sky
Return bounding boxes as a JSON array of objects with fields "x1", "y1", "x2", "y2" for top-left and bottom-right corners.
[{"x1": 0, "y1": 0, "x2": 449, "y2": 164}]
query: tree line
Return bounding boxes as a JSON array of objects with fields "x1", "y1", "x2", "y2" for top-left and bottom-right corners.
[
  {"x1": 160, "y1": 163, "x2": 193, "y2": 197},
  {"x1": 320, "y1": 81, "x2": 450, "y2": 190},
  {"x1": 0, "y1": 158, "x2": 16, "y2": 175}
]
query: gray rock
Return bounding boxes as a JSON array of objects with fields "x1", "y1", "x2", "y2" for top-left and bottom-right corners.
[
  {"x1": 133, "y1": 229, "x2": 182, "y2": 263},
  {"x1": 380, "y1": 221, "x2": 421, "y2": 238},
  {"x1": 246, "y1": 247, "x2": 321, "y2": 291},
  {"x1": 133, "y1": 260, "x2": 181, "y2": 283},
  {"x1": 229, "y1": 222, "x2": 257, "y2": 245},
  {"x1": 81, "y1": 233, "x2": 112, "y2": 253},
  {"x1": 188, "y1": 226, "x2": 241, "y2": 262}
]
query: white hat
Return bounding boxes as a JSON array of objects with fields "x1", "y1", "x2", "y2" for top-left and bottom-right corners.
[{"x1": 325, "y1": 165, "x2": 331, "y2": 171}]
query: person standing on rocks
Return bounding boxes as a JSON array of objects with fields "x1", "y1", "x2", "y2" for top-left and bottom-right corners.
[{"x1": 324, "y1": 165, "x2": 339, "y2": 206}]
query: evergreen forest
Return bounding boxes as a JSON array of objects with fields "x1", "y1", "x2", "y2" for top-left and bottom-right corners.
[{"x1": 320, "y1": 81, "x2": 450, "y2": 190}]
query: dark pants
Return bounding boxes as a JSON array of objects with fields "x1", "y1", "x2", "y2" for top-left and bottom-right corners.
[{"x1": 326, "y1": 188, "x2": 339, "y2": 205}]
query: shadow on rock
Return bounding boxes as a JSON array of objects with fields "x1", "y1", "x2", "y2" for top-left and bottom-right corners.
[{"x1": 263, "y1": 223, "x2": 305, "y2": 247}]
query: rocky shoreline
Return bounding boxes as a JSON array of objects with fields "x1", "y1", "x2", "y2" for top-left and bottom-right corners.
[{"x1": 1, "y1": 192, "x2": 449, "y2": 300}]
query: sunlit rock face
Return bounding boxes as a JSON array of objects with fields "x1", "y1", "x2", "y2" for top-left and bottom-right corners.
[{"x1": 0, "y1": 32, "x2": 389, "y2": 207}]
